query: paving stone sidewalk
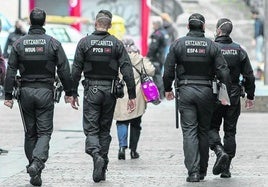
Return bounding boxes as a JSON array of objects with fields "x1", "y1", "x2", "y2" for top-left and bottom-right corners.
[{"x1": 0, "y1": 98, "x2": 268, "y2": 187}]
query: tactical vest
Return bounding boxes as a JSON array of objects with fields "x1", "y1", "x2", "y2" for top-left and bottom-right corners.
[
  {"x1": 17, "y1": 34, "x2": 55, "y2": 80},
  {"x1": 217, "y1": 42, "x2": 241, "y2": 83},
  {"x1": 83, "y1": 34, "x2": 118, "y2": 80},
  {"x1": 179, "y1": 36, "x2": 213, "y2": 80}
]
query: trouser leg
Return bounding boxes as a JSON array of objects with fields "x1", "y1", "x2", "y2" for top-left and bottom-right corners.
[
  {"x1": 116, "y1": 122, "x2": 128, "y2": 148},
  {"x1": 129, "y1": 116, "x2": 142, "y2": 151},
  {"x1": 223, "y1": 103, "x2": 240, "y2": 158},
  {"x1": 21, "y1": 88, "x2": 53, "y2": 164},
  {"x1": 180, "y1": 104, "x2": 199, "y2": 175}
]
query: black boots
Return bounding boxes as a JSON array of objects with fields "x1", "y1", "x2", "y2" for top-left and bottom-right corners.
[
  {"x1": 118, "y1": 148, "x2": 139, "y2": 159},
  {"x1": 213, "y1": 145, "x2": 229, "y2": 175},
  {"x1": 199, "y1": 171, "x2": 207, "y2": 180},
  {"x1": 92, "y1": 154, "x2": 105, "y2": 183},
  {"x1": 27, "y1": 159, "x2": 45, "y2": 186},
  {"x1": 100, "y1": 159, "x2": 108, "y2": 181},
  {"x1": 220, "y1": 158, "x2": 232, "y2": 178},
  {"x1": 186, "y1": 173, "x2": 200, "y2": 182},
  {"x1": 118, "y1": 147, "x2": 126, "y2": 160},
  {"x1": 130, "y1": 150, "x2": 139, "y2": 159},
  {"x1": 0, "y1": 148, "x2": 8, "y2": 155}
]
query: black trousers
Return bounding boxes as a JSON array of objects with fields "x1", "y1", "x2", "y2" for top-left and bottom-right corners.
[
  {"x1": 208, "y1": 100, "x2": 241, "y2": 158},
  {"x1": 178, "y1": 85, "x2": 214, "y2": 175},
  {"x1": 20, "y1": 87, "x2": 54, "y2": 164},
  {"x1": 83, "y1": 85, "x2": 116, "y2": 161}
]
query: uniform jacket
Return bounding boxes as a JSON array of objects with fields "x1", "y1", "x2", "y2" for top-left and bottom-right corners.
[
  {"x1": 4, "y1": 25, "x2": 73, "y2": 100},
  {"x1": 163, "y1": 30, "x2": 231, "y2": 93},
  {"x1": 215, "y1": 35, "x2": 255, "y2": 102},
  {"x1": 72, "y1": 31, "x2": 136, "y2": 99},
  {"x1": 147, "y1": 27, "x2": 168, "y2": 64},
  {"x1": 114, "y1": 52, "x2": 155, "y2": 121}
]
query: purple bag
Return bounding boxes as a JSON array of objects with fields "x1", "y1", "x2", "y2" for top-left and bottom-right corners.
[{"x1": 133, "y1": 62, "x2": 160, "y2": 105}]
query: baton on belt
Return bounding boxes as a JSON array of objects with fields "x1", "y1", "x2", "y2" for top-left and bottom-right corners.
[
  {"x1": 174, "y1": 65, "x2": 179, "y2": 129},
  {"x1": 14, "y1": 76, "x2": 27, "y2": 133}
]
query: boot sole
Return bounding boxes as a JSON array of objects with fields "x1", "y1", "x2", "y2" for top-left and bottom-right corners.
[
  {"x1": 213, "y1": 154, "x2": 229, "y2": 175},
  {"x1": 118, "y1": 152, "x2": 125, "y2": 160},
  {"x1": 220, "y1": 172, "x2": 231, "y2": 178},
  {"x1": 93, "y1": 157, "x2": 105, "y2": 183},
  {"x1": 30, "y1": 175, "x2": 42, "y2": 186},
  {"x1": 27, "y1": 166, "x2": 39, "y2": 177}
]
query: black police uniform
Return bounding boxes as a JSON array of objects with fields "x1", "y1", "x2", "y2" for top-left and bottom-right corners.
[
  {"x1": 72, "y1": 30, "x2": 136, "y2": 168},
  {"x1": 4, "y1": 25, "x2": 73, "y2": 165},
  {"x1": 163, "y1": 30, "x2": 230, "y2": 177},
  {"x1": 3, "y1": 28, "x2": 26, "y2": 58},
  {"x1": 208, "y1": 35, "x2": 255, "y2": 159},
  {"x1": 147, "y1": 27, "x2": 168, "y2": 98}
]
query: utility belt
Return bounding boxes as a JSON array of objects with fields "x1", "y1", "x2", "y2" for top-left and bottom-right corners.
[
  {"x1": 82, "y1": 79, "x2": 113, "y2": 87},
  {"x1": 21, "y1": 82, "x2": 54, "y2": 90},
  {"x1": 178, "y1": 79, "x2": 212, "y2": 87},
  {"x1": 82, "y1": 78, "x2": 124, "y2": 98}
]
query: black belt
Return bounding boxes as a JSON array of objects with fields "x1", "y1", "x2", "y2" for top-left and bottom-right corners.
[
  {"x1": 178, "y1": 79, "x2": 212, "y2": 86},
  {"x1": 21, "y1": 82, "x2": 54, "y2": 90},
  {"x1": 84, "y1": 79, "x2": 113, "y2": 86}
]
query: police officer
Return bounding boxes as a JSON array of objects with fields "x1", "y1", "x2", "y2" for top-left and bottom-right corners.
[
  {"x1": 4, "y1": 8, "x2": 74, "y2": 186},
  {"x1": 147, "y1": 16, "x2": 169, "y2": 99},
  {"x1": 163, "y1": 13, "x2": 231, "y2": 182},
  {"x1": 3, "y1": 19, "x2": 26, "y2": 59},
  {"x1": 208, "y1": 18, "x2": 255, "y2": 178},
  {"x1": 71, "y1": 10, "x2": 136, "y2": 183}
]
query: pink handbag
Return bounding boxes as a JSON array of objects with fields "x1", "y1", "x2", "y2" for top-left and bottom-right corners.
[{"x1": 133, "y1": 61, "x2": 160, "y2": 105}]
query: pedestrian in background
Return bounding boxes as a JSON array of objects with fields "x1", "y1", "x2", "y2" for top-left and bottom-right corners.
[
  {"x1": 163, "y1": 13, "x2": 231, "y2": 182},
  {"x1": 3, "y1": 19, "x2": 26, "y2": 59},
  {"x1": 4, "y1": 8, "x2": 74, "y2": 186},
  {"x1": 71, "y1": 10, "x2": 136, "y2": 183},
  {"x1": 251, "y1": 9, "x2": 264, "y2": 80},
  {"x1": 0, "y1": 18, "x2": 8, "y2": 154},
  {"x1": 114, "y1": 38, "x2": 155, "y2": 160},
  {"x1": 251, "y1": 9, "x2": 264, "y2": 63},
  {"x1": 208, "y1": 18, "x2": 255, "y2": 178},
  {"x1": 147, "y1": 16, "x2": 169, "y2": 99},
  {"x1": 161, "y1": 13, "x2": 178, "y2": 57},
  {"x1": 0, "y1": 18, "x2": 6, "y2": 99}
]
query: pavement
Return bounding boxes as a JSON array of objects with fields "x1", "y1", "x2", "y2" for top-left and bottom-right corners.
[
  {"x1": 1, "y1": 1, "x2": 268, "y2": 186},
  {"x1": 0, "y1": 92, "x2": 268, "y2": 187}
]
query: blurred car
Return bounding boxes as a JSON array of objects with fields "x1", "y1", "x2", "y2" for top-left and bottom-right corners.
[
  {"x1": 0, "y1": 12, "x2": 12, "y2": 32},
  {"x1": 44, "y1": 23, "x2": 83, "y2": 67},
  {"x1": 0, "y1": 30, "x2": 8, "y2": 52},
  {"x1": 21, "y1": 15, "x2": 88, "y2": 68}
]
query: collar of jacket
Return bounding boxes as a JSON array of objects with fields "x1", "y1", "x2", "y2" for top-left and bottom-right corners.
[
  {"x1": 28, "y1": 25, "x2": 46, "y2": 35},
  {"x1": 215, "y1": 35, "x2": 233, "y2": 43},
  {"x1": 187, "y1": 30, "x2": 204, "y2": 37},
  {"x1": 93, "y1": 30, "x2": 110, "y2": 36}
]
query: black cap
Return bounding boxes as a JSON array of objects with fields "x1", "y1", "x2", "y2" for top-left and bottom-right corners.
[
  {"x1": 96, "y1": 10, "x2": 112, "y2": 20},
  {"x1": 188, "y1": 13, "x2": 205, "y2": 24},
  {"x1": 188, "y1": 13, "x2": 205, "y2": 31}
]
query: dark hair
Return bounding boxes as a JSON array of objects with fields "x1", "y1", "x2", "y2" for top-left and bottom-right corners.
[
  {"x1": 216, "y1": 18, "x2": 233, "y2": 36},
  {"x1": 188, "y1": 13, "x2": 205, "y2": 31},
  {"x1": 30, "y1": 7, "x2": 46, "y2": 26}
]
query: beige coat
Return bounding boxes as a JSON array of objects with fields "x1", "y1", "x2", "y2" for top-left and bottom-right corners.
[{"x1": 113, "y1": 52, "x2": 155, "y2": 121}]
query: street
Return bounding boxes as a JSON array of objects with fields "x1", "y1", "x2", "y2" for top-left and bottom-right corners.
[{"x1": 0, "y1": 94, "x2": 268, "y2": 186}]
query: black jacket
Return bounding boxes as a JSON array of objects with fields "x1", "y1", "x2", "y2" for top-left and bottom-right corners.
[
  {"x1": 72, "y1": 30, "x2": 136, "y2": 99},
  {"x1": 4, "y1": 25, "x2": 73, "y2": 100},
  {"x1": 163, "y1": 30, "x2": 231, "y2": 92},
  {"x1": 215, "y1": 35, "x2": 255, "y2": 100}
]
